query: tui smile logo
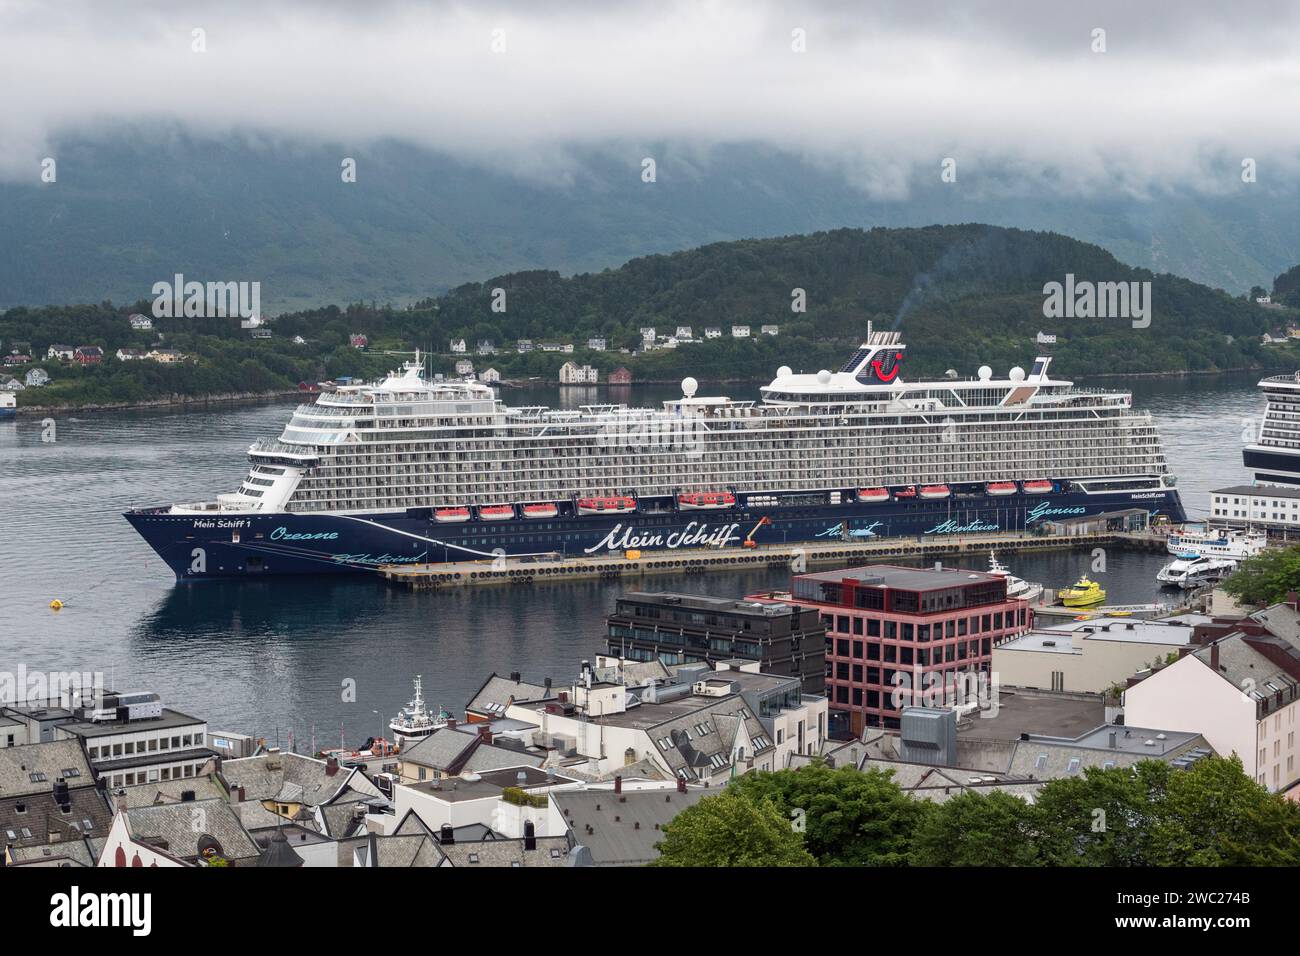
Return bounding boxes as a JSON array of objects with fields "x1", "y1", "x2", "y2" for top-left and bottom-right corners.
[{"x1": 871, "y1": 350, "x2": 903, "y2": 382}]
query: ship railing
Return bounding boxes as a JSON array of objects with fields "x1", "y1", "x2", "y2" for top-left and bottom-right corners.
[{"x1": 249, "y1": 439, "x2": 320, "y2": 461}]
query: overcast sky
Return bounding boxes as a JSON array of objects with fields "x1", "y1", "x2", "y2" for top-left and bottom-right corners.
[{"x1": 2, "y1": 0, "x2": 1298, "y2": 195}]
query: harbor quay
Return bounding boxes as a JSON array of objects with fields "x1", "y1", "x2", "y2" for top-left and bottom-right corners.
[{"x1": 378, "y1": 528, "x2": 1175, "y2": 590}]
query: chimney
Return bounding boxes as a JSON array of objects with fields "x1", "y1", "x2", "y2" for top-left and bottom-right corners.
[
  {"x1": 1108, "y1": 731, "x2": 1117, "y2": 749},
  {"x1": 1211, "y1": 641, "x2": 1221, "y2": 672},
  {"x1": 440, "y1": 824, "x2": 454, "y2": 845},
  {"x1": 236, "y1": 786, "x2": 246, "y2": 802},
  {"x1": 613, "y1": 775, "x2": 622, "y2": 795},
  {"x1": 510, "y1": 671, "x2": 522, "y2": 683},
  {"x1": 676, "y1": 777, "x2": 687, "y2": 794},
  {"x1": 1288, "y1": 590, "x2": 1299, "y2": 612},
  {"x1": 524, "y1": 820, "x2": 536, "y2": 851},
  {"x1": 180, "y1": 789, "x2": 196, "y2": 802},
  {"x1": 446, "y1": 718, "x2": 457, "y2": 730},
  {"x1": 325, "y1": 756, "x2": 339, "y2": 777},
  {"x1": 478, "y1": 725, "x2": 493, "y2": 743}
]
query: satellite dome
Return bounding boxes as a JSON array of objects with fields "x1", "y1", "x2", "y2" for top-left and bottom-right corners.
[
  {"x1": 1009, "y1": 366, "x2": 1025, "y2": 382},
  {"x1": 777, "y1": 365, "x2": 792, "y2": 378},
  {"x1": 977, "y1": 365, "x2": 992, "y2": 381},
  {"x1": 816, "y1": 369, "x2": 832, "y2": 385},
  {"x1": 681, "y1": 376, "x2": 698, "y2": 397}
]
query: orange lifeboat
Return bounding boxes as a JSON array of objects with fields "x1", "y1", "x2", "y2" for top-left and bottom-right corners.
[
  {"x1": 577, "y1": 496, "x2": 636, "y2": 515},
  {"x1": 919, "y1": 485, "x2": 951, "y2": 499},
  {"x1": 523, "y1": 503, "x2": 559, "y2": 519},
  {"x1": 434, "y1": 507, "x2": 471, "y2": 523},
  {"x1": 986, "y1": 481, "x2": 1018, "y2": 497},
  {"x1": 1022, "y1": 480, "x2": 1054, "y2": 495},
  {"x1": 858, "y1": 487, "x2": 890, "y2": 503},
  {"x1": 677, "y1": 491, "x2": 736, "y2": 510},
  {"x1": 478, "y1": 505, "x2": 515, "y2": 521}
]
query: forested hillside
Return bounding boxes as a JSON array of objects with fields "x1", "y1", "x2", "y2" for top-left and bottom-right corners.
[{"x1": 3, "y1": 225, "x2": 1296, "y2": 409}]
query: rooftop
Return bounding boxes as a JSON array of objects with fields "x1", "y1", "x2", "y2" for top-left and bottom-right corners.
[
  {"x1": 616, "y1": 591, "x2": 797, "y2": 617},
  {"x1": 998, "y1": 617, "x2": 1199, "y2": 654},
  {"x1": 1212, "y1": 484, "x2": 1300, "y2": 499},
  {"x1": 958, "y1": 689, "x2": 1107, "y2": 743},
  {"x1": 552, "y1": 783, "x2": 710, "y2": 865},
  {"x1": 794, "y1": 563, "x2": 1001, "y2": 592},
  {"x1": 52, "y1": 707, "x2": 205, "y2": 740}
]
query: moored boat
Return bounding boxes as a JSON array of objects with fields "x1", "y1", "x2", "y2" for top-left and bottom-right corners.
[
  {"x1": 1060, "y1": 576, "x2": 1106, "y2": 607},
  {"x1": 1165, "y1": 527, "x2": 1267, "y2": 560},
  {"x1": 388, "y1": 675, "x2": 451, "y2": 747},
  {"x1": 1156, "y1": 554, "x2": 1238, "y2": 589},
  {"x1": 988, "y1": 550, "x2": 1044, "y2": 602}
]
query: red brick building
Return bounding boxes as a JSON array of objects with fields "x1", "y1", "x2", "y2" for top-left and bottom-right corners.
[{"x1": 749, "y1": 564, "x2": 1031, "y2": 737}]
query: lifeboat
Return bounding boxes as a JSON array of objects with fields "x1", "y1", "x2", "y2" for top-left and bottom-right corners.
[
  {"x1": 523, "y1": 503, "x2": 559, "y2": 519},
  {"x1": 678, "y1": 491, "x2": 736, "y2": 510},
  {"x1": 577, "y1": 496, "x2": 636, "y2": 515},
  {"x1": 479, "y1": 505, "x2": 515, "y2": 521},
  {"x1": 894, "y1": 486, "x2": 918, "y2": 498},
  {"x1": 1022, "y1": 480, "x2": 1054, "y2": 495},
  {"x1": 434, "y1": 507, "x2": 471, "y2": 523},
  {"x1": 986, "y1": 481, "x2": 1018, "y2": 497},
  {"x1": 858, "y1": 487, "x2": 890, "y2": 504},
  {"x1": 919, "y1": 485, "x2": 951, "y2": 499}
]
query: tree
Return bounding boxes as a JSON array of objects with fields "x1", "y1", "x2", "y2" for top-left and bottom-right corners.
[
  {"x1": 730, "y1": 762, "x2": 930, "y2": 866},
  {"x1": 1147, "y1": 755, "x2": 1300, "y2": 866},
  {"x1": 1032, "y1": 761, "x2": 1173, "y2": 866},
  {"x1": 1221, "y1": 546, "x2": 1300, "y2": 607},
  {"x1": 651, "y1": 789, "x2": 817, "y2": 867},
  {"x1": 910, "y1": 790, "x2": 1041, "y2": 866}
]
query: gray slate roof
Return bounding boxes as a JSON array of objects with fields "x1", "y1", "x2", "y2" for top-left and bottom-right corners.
[
  {"x1": 440, "y1": 835, "x2": 571, "y2": 867},
  {"x1": 467, "y1": 674, "x2": 554, "y2": 717},
  {"x1": 221, "y1": 751, "x2": 355, "y2": 806},
  {"x1": 553, "y1": 785, "x2": 708, "y2": 865},
  {"x1": 0, "y1": 739, "x2": 94, "y2": 799},
  {"x1": 125, "y1": 797, "x2": 260, "y2": 863}
]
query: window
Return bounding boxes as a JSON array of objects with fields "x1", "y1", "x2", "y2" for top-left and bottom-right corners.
[
  {"x1": 28, "y1": 772, "x2": 47, "y2": 783},
  {"x1": 1034, "y1": 754, "x2": 1048, "y2": 770},
  {"x1": 1066, "y1": 758, "x2": 1082, "y2": 775}
]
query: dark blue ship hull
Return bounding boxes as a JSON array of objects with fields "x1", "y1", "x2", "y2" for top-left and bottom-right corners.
[{"x1": 125, "y1": 487, "x2": 1186, "y2": 580}]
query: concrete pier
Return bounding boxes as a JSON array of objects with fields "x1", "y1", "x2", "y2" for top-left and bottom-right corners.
[{"x1": 378, "y1": 529, "x2": 1173, "y2": 590}]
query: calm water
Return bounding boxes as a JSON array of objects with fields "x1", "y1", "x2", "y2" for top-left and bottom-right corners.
[{"x1": 0, "y1": 373, "x2": 1266, "y2": 746}]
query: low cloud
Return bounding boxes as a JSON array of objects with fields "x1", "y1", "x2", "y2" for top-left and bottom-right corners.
[{"x1": 2, "y1": 0, "x2": 1298, "y2": 195}]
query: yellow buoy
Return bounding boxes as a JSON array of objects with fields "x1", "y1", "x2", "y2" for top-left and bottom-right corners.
[{"x1": 49, "y1": 599, "x2": 63, "y2": 610}]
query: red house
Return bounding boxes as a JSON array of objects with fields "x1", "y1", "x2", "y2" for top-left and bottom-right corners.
[
  {"x1": 749, "y1": 563, "x2": 1031, "y2": 738},
  {"x1": 349, "y1": 333, "x2": 368, "y2": 349},
  {"x1": 75, "y1": 346, "x2": 104, "y2": 366},
  {"x1": 608, "y1": 366, "x2": 632, "y2": 385}
]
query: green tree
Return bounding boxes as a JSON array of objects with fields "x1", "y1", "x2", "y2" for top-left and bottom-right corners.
[
  {"x1": 1221, "y1": 545, "x2": 1300, "y2": 607},
  {"x1": 1033, "y1": 761, "x2": 1173, "y2": 866},
  {"x1": 652, "y1": 789, "x2": 816, "y2": 867},
  {"x1": 910, "y1": 790, "x2": 1041, "y2": 866},
  {"x1": 1147, "y1": 755, "x2": 1300, "y2": 866},
  {"x1": 730, "y1": 762, "x2": 930, "y2": 866}
]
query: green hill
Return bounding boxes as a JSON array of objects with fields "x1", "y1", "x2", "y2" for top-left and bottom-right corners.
[{"x1": 3, "y1": 224, "x2": 1296, "y2": 409}]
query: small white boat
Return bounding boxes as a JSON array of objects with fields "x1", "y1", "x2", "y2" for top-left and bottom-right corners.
[
  {"x1": 1156, "y1": 554, "x2": 1239, "y2": 589},
  {"x1": 987, "y1": 551, "x2": 1044, "y2": 603},
  {"x1": 389, "y1": 676, "x2": 451, "y2": 748},
  {"x1": 1165, "y1": 527, "x2": 1267, "y2": 560}
]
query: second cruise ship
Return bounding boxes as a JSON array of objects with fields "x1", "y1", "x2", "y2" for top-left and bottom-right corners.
[{"x1": 126, "y1": 326, "x2": 1185, "y2": 579}]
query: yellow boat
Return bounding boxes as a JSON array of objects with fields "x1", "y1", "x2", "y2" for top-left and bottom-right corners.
[{"x1": 1060, "y1": 576, "x2": 1106, "y2": 607}]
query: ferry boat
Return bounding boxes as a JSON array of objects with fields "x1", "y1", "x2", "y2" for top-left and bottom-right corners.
[
  {"x1": 1165, "y1": 527, "x2": 1267, "y2": 560},
  {"x1": 388, "y1": 675, "x2": 450, "y2": 748},
  {"x1": 124, "y1": 325, "x2": 1185, "y2": 579},
  {"x1": 987, "y1": 551, "x2": 1044, "y2": 603},
  {"x1": 1156, "y1": 554, "x2": 1238, "y2": 590},
  {"x1": 0, "y1": 391, "x2": 15, "y2": 420},
  {"x1": 1060, "y1": 576, "x2": 1106, "y2": 607}
]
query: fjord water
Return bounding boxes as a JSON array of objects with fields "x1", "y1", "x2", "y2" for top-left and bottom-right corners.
[{"x1": 0, "y1": 375, "x2": 1264, "y2": 746}]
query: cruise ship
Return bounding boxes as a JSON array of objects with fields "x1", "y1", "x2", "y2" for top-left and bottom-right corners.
[
  {"x1": 125, "y1": 326, "x2": 1185, "y2": 579},
  {"x1": 1243, "y1": 371, "x2": 1300, "y2": 485}
]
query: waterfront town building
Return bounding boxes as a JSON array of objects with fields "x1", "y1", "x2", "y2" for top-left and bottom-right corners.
[
  {"x1": 750, "y1": 563, "x2": 1031, "y2": 737},
  {"x1": 605, "y1": 590, "x2": 826, "y2": 695},
  {"x1": 1124, "y1": 599, "x2": 1300, "y2": 793}
]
